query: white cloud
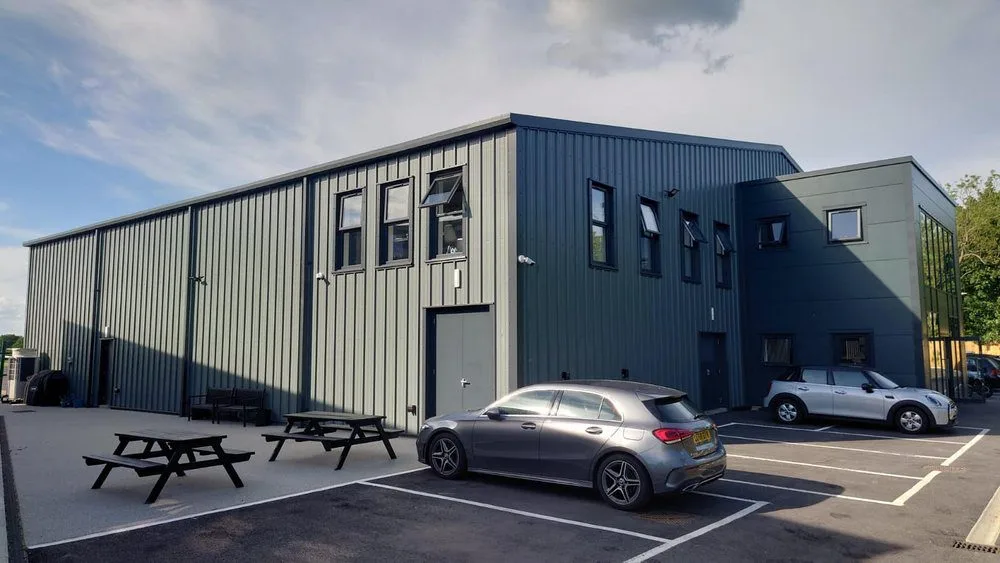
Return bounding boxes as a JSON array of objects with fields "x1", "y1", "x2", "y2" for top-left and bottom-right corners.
[{"x1": 0, "y1": 246, "x2": 29, "y2": 334}]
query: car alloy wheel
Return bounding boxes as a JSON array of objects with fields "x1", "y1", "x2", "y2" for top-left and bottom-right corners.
[
  {"x1": 602, "y1": 460, "x2": 642, "y2": 506},
  {"x1": 429, "y1": 435, "x2": 465, "y2": 478},
  {"x1": 898, "y1": 409, "x2": 924, "y2": 433},
  {"x1": 777, "y1": 402, "x2": 799, "y2": 423}
]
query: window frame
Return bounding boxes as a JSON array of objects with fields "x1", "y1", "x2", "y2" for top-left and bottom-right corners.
[
  {"x1": 831, "y1": 368, "x2": 872, "y2": 389},
  {"x1": 421, "y1": 166, "x2": 468, "y2": 262},
  {"x1": 334, "y1": 187, "x2": 365, "y2": 272},
  {"x1": 637, "y1": 196, "x2": 661, "y2": 276},
  {"x1": 680, "y1": 209, "x2": 707, "y2": 284},
  {"x1": 714, "y1": 221, "x2": 733, "y2": 289},
  {"x1": 553, "y1": 390, "x2": 611, "y2": 420},
  {"x1": 489, "y1": 389, "x2": 558, "y2": 417},
  {"x1": 757, "y1": 215, "x2": 789, "y2": 249},
  {"x1": 589, "y1": 180, "x2": 616, "y2": 270},
  {"x1": 831, "y1": 332, "x2": 874, "y2": 366},
  {"x1": 378, "y1": 178, "x2": 414, "y2": 268},
  {"x1": 827, "y1": 206, "x2": 864, "y2": 244},
  {"x1": 762, "y1": 334, "x2": 794, "y2": 366}
]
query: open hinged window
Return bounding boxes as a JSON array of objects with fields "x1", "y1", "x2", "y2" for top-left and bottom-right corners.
[
  {"x1": 422, "y1": 169, "x2": 467, "y2": 259},
  {"x1": 420, "y1": 172, "x2": 463, "y2": 209}
]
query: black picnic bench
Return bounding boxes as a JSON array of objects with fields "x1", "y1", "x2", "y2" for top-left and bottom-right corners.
[
  {"x1": 261, "y1": 411, "x2": 403, "y2": 470},
  {"x1": 83, "y1": 429, "x2": 254, "y2": 504}
]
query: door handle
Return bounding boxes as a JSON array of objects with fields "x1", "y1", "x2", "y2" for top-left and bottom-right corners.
[
  {"x1": 797, "y1": 387, "x2": 809, "y2": 391},
  {"x1": 521, "y1": 422, "x2": 536, "y2": 430},
  {"x1": 834, "y1": 390, "x2": 847, "y2": 395},
  {"x1": 585, "y1": 427, "x2": 603, "y2": 435},
  {"x1": 460, "y1": 378, "x2": 470, "y2": 388}
]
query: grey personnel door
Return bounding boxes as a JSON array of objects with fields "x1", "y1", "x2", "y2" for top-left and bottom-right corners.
[
  {"x1": 429, "y1": 306, "x2": 496, "y2": 418},
  {"x1": 699, "y1": 332, "x2": 729, "y2": 411}
]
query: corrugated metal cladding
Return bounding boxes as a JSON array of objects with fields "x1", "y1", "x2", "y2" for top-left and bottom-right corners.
[
  {"x1": 99, "y1": 212, "x2": 190, "y2": 413},
  {"x1": 515, "y1": 128, "x2": 798, "y2": 408},
  {"x1": 189, "y1": 184, "x2": 305, "y2": 419},
  {"x1": 24, "y1": 233, "x2": 96, "y2": 396},
  {"x1": 310, "y1": 130, "x2": 515, "y2": 432}
]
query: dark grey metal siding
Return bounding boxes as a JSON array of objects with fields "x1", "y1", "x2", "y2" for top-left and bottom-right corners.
[
  {"x1": 310, "y1": 130, "x2": 516, "y2": 432},
  {"x1": 739, "y1": 161, "x2": 922, "y2": 397},
  {"x1": 24, "y1": 233, "x2": 96, "y2": 397},
  {"x1": 188, "y1": 184, "x2": 305, "y2": 418},
  {"x1": 98, "y1": 212, "x2": 190, "y2": 413},
  {"x1": 516, "y1": 127, "x2": 798, "y2": 408}
]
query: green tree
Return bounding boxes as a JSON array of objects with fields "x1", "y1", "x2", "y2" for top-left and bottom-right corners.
[
  {"x1": 947, "y1": 170, "x2": 1000, "y2": 343},
  {"x1": 0, "y1": 334, "x2": 24, "y2": 374}
]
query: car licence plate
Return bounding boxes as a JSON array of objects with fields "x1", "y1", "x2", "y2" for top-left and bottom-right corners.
[{"x1": 692, "y1": 429, "x2": 713, "y2": 448}]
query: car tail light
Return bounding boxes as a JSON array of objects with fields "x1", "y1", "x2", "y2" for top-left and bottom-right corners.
[{"x1": 653, "y1": 428, "x2": 693, "y2": 444}]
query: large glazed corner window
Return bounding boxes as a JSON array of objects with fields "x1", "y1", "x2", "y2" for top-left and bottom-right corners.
[
  {"x1": 714, "y1": 222, "x2": 734, "y2": 289},
  {"x1": 420, "y1": 169, "x2": 466, "y2": 259},
  {"x1": 638, "y1": 197, "x2": 660, "y2": 275},
  {"x1": 590, "y1": 182, "x2": 615, "y2": 268},
  {"x1": 762, "y1": 335, "x2": 793, "y2": 366},
  {"x1": 827, "y1": 207, "x2": 863, "y2": 243},
  {"x1": 336, "y1": 190, "x2": 364, "y2": 270},
  {"x1": 380, "y1": 180, "x2": 412, "y2": 265},
  {"x1": 680, "y1": 210, "x2": 707, "y2": 283},
  {"x1": 757, "y1": 216, "x2": 787, "y2": 248}
]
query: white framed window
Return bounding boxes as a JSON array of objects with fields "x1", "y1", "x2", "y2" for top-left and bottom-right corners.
[{"x1": 827, "y1": 207, "x2": 863, "y2": 243}]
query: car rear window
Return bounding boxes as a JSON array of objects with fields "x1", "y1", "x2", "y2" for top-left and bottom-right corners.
[{"x1": 645, "y1": 396, "x2": 701, "y2": 422}]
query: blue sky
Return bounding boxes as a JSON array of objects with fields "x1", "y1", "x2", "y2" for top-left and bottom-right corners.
[{"x1": 1, "y1": 0, "x2": 999, "y2": 333}]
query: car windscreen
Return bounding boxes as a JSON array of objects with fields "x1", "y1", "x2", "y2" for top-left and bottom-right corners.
[
  {"x1": 865, "y1": 370, "x2": 900, "y2": 389},
  {"x1": 644, "y1": 396, "x2": 702, "y2": 422}
]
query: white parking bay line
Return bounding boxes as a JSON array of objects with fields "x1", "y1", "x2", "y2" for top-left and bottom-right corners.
[
  {"x1": 622, "y1": 501, "x2": 769, "y2": 563},
  {"x1": 941, "y1": 429, "x2": 990, "y2": 467},
  {"x1": 719, "y1": 434, "x2": 948, "y2": 460},
  {"x1": 359, "y1": 481, "x2": 672, "y2": 543},
  {"x1": 719, "y1": 479, "x2": 898, "y2": 506},
  {"x1": 730, "y1": 422, "x2": 967, "y2": 446},
  {"x1": 966, "y1": 484, "x2": 1000, "y2": 546},
  {"x1": 726, "y1": 454, "x2": 922, "y2": 480},
  {"x1": 891, "y1": 471, "x2": 941, "y2": 506}
]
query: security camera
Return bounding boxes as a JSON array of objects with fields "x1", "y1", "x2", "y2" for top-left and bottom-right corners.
[{"x1": 517, "y1": 255, "x2": 536, "y2": 266}]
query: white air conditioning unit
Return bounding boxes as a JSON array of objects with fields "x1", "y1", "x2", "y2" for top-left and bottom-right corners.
[{"x1": 4, "y1": 348, "x2": 39, "y2": 404}]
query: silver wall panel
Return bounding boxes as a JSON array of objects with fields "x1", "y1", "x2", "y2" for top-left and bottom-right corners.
[
  {"x1": 24, "y1": 233, "x2": 96, "y2": 398},
  {"x1": 516, "y1": 128, "x2": 798, "y2": 408},
  {"x1": 311, "y1": 130, "x2": 514, "y2": 432},
  {"x1": 188, "y1": 184, "x2": 304, "y2": 418},
  {"x1": 98, "y1": 212, "x2": 189, "y2": 413}
]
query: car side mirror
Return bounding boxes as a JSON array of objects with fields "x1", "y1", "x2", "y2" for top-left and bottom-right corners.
[
  {"x1": 861, "y1": 383, "x2": 874, "y2": 393},
  {"x1": 484, "y1": 407, "x2": 503, "y2": 420}
]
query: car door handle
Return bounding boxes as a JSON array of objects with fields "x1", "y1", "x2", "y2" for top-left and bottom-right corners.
[
  {"x1": 797, "y1": 387, "x2": 809, "y2": 391},
  {"x1": 521, "y1": 422, "x2": 536, "y2": 430},
  {"x1": 585, "y1": 427, "x2": 603, "y2": 435},
  {"x1": 834, "y1": 390, "x2": 847, "y2": 395}
]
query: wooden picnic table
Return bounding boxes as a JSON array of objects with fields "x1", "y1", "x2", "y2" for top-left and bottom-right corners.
[
  {"x1": 83, "y1": 429, "x2": 254, "y2": 504},
  {"x1": 261, "y1": 411, "x2": 402, "y2": 470}
]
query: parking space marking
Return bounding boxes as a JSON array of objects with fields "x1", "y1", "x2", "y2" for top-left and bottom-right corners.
[
  {"x1": 622, "y1": 501, "x2": 769, "y2": 563},
  {"x1": 966, "y1": 484, "x2": 1000, "y2": 547},
  {"x1": 719, "y1": 478, "x2": 898, "y2": 506},
  {"x1": 941, "y1": 429, "x2": 990, "y2": 467},
  {"x1": 726, "y1": 453, "x2": 922, "y2": 480},
  {"x1": 359, "y1": 481, "x2": 673, "y2": 543},
  {"x1": 956, "y1": 425, "x2": 990, "y2": 431},
  {"x1": 890, "y1": 471, "x2": 941, "y2": 506},
  {"x1": 692, "y1": 490, "x2": 767, "y2": 504},
  {"x1": 715, "y1": 422, "x2": 736, "y2": 428},
  {"x1": 727, "y1": 422, "x2": 968, "y2": 446},
  {"x1": 27, "y1": 466, "x2": 432, "y2": 550},
  {"x1": 719, "y1": 434, "x2": 948, "y2": 460}
]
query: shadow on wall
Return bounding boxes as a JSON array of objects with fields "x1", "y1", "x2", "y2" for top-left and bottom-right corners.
[
  {"x1": 738, "y1": 165, "x2": 960, "y2": 404},
  {"x1": 45, "y1": 320, "x2": 396, "y2": 428}
]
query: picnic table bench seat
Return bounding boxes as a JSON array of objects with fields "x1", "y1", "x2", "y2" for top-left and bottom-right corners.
[
  {"x1": 190, "y1": 447, "x2": 255, "y2": 462},
  {"x1": 262, "y1": 411, "x2": 402, "y2": 469},
  {"x1": 83, "y1": 454, "x2": 166, "y2": 477}
]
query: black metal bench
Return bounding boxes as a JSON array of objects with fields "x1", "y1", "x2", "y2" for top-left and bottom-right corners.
[
  {"x1": 189, "y1": 387, "x2": 271, "y2": 426},
  {"x1": 188, "y1": 387, "x2": 236, "y2": 424}
]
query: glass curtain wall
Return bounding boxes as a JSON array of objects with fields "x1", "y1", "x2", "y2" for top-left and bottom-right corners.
[{"x1": 919, "y1": 209, "x2": 962, "y2": 395}]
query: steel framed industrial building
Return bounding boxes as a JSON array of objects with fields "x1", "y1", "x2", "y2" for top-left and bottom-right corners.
[{"x1": 20, "y1": 114, "x2": 961, "y2": 432}]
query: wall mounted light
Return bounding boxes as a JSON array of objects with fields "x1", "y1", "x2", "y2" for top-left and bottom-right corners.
[{"x1": 517, "y1": 254, "x2": 536, "y2": 266}]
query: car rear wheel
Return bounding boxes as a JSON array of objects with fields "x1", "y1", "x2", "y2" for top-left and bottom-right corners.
[
  {"x1": 428, "y1": 433, "x2": 467, "y2": 479},
  {"x1": 772, "y1": 397, "x2": 805, "y2": 424},
  {"x1": 596, "y1": 454, "x2": 653, "y2": 511},
  {"x1": 895, "y1": 407, "x2": 928, "y2": 434}
]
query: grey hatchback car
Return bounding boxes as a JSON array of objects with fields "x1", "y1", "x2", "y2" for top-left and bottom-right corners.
[{"x1": 416, "y1": 380, "x2": 726, "y2": 511}]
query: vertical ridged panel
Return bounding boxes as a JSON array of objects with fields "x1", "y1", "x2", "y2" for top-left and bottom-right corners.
[
  {"x1": 188, "y1": 184, "x2": 304, "y2": 417},
  {"x1": 516, "y1": 128, "x2": 798, "y2": 408},
  {"x1": 99, "y1": 212, "x2": 189, "y2": 413},
  {"x1": 311, "y1": 130, "x2": 513, "y2": 432},
  {"x1": 24, "y1": 234, "x2": 96, "y2": 397}
]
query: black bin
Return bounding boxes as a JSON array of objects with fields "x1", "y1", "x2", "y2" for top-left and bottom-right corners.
[{"x1": 25, "y1": 370, "x2": 69, "y2": 407}]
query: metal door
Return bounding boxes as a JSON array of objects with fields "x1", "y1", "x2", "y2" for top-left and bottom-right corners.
[
  {"x1": 539, "y1": 390, "x2": 621, "y2": 482},
  {"x1": 430, "y1": 307, "x2": 496, "y2": 417},
  {"x1": 698, "y1": 333, "x2": 729, "y2": 410}
]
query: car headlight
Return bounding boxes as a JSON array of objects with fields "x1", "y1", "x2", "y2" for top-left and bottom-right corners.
[{"x1": 925, "y1": 395, "x2": 943, "y2": 407}]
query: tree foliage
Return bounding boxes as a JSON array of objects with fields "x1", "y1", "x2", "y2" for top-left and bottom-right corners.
[{"x1": 947, "y1": 171, "x2": 1000, "y2": 343}]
